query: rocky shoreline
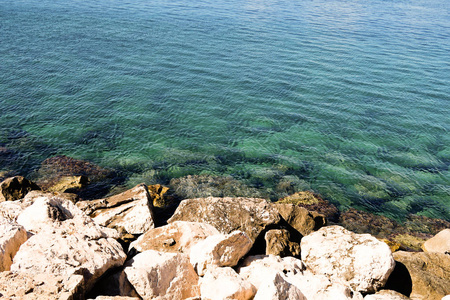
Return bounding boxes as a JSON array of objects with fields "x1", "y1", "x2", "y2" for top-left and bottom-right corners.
[{"x1": 0, "y1": 156, "x2": 449, "y2": 299}]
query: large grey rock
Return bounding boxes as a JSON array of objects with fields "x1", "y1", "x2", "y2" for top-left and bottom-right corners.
[
  {"x1": 190, "y1": 231, "x2": 253, "y2": 276},
  {"x1": 167, "y1": 197, "x2": 281, "y2": 242},
  {"x1": 392, "y1": 251, "x2": 450, "y2": 300},
  {"x1": 0, "y1": 176, "x2": 40, "y2": 202},
  {"x1": 422, "y1": 229, "x2": 450, "y2": 254},
  {"x1": 124, "y1": 250, "x2": 200, "y2": 300},
  {"x1": 253, "y1": 272, "x2": 306, "y2": 300},
  {"x1": 0, "y1": 271, "x2": 84, "y2": 300},
  {"x1": 77, "y1": 183, "x2": 155, "y2": 235},
  {"x1": 129, "y1": 221, "x2": 219, "y2": 254},
  {"x1": 301, "y1": 226, "x2": 395, "y2": 293},
  {"x1": 0, "y1": 217, "x2": 27, "y2": 271},
  {"x1": 200, "y1": 267, "x2": 256, "y2": 300}
]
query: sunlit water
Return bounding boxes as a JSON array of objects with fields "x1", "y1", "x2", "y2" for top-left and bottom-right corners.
[{"x1": 1, "y1": 0, "x2": 449, "y2": 220}]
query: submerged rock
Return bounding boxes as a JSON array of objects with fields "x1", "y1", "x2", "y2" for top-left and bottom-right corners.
[
  {"x1": 301, "y1": 225, "x2": 395, "y2": 293},
  {"x1": 0, "y1": 176, "x2": 40, "y2": 202},
  {"x1": 167, "y1": 197, "x2": 281, "y2": 243},
  {"x1": 278, "y1": 191, "x2": 340, "y2": 222}
]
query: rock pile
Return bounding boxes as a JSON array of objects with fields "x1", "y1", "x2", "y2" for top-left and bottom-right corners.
[{"x1": 0, "y1": 176, "x2": 449, "y2": 300}]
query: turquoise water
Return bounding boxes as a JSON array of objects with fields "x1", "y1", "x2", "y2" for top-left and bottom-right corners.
[{"x1": 1, "y1": 0, "x2": 449, "y2": 220}]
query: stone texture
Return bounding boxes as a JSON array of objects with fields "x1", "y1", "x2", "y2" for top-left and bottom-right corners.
[
  {"x1": 278, "y1": 191, "x2": 340, "y2": 222},
  {"x1": 129, "y1": 221, "x2": 219, "y2": 254},
  {"x1": 237, "y1": 255, "x2": 306, "y2": 290},
  {"x1": 422, "y1": 229, "x2": 450, "y2": 254},
  {"x1": 253, "y1": 272, "x2": 306, "y2": 300},
  {"x1": 11, "y1": 230, "x2": 126, "y2": 292},
  {"x1": 0, "y1": 217, "x2": 28, "y2": 271},
  {"x1": 77, "y1": 183, "x2": 155, "y2": 235},
  {"x1": 237, "y1": 255, "x2": 362, "y2": 300},
  {"x1": 274, "y1": 203, "x2": 326, "y2": 236},
  {"x1": 363, "y1": 290, "x2": 410, "y2": 299},
  {"x1": 147, "y1": 184, "x2": 170, "y2": 208},
  {"x1": 301, "y1": 225, "x2": 395, "y2": 293},
  {"x1": 124, "y1": 250, "x2": 200, "y2": 300},
  {"x1": 167, "y1": 197, "x2": 281, "y2": 242},
  {"x1": 0, "y1": 176, "x2": 40, "y2": 202},
  {"x1": 16, "y1": 193, "x2": 119, "y2": 238},
  {"x1": 190, "y1": 231, "x2": 253, "y2": 276},
  {"x1": 0, "y1": 271, "x2": 84, "y2": 300},
  {"x1": 264, "y1": 229, "x2": 300, "y2": 257},
  {"x1": 36, "y1": 155, "x2": 117, "y2": 199},
  {"x1": 0, "y1": 199, "x2": 25, "y2": 222},
  {"x1": 392, "y1": 251, "x2": 450, "y2": 300},
  {"x1": 200, "y1": 267, "x2": 256, "y2": 300},
  {"x1": 46, "y1": 175, "x2": 89, "y2": 193}
]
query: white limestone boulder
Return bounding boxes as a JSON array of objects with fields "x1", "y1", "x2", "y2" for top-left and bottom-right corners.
[
  {"x1": 200, "y1": 267, "x2": 256, "y2": 300},
  {"x1": 364, "y1": 290, "x2": 410, "y2": 299},
  {"x1": 301, "y1": 225, "x2": 395, "y2": 293},
  {"x1": 167, "y1": 197, "x2": 281, "y2": 242},
  {"x1": 0, "y1": 217, "x2": 28, "y2": 271},
  {"x1": 238, "y1": 255, "x2": 363, "y2": 300},
  {"x1": 422, "y1": 229, "x2": 450, "y2": 254},
  {"x1": 124, "y1": 250, "x2": 200, "y2": 300},
  {"x1": 10, "y1": 229, "x2": 126, "y2": 292},
  {"x1": 129, "y1": 221, "x2": 219, "y2": 254},
  {"x1": 253, "y1": 272, "x2": 306, "y2": 300},
  {"x1": 190, "y1": 230, "x2": 253, "y2": 276},
  {"x1": 0, "y1": 271, "x2": 84, "y2": 300},
  {"x1": 77, "y1": 183, "x2": 155, "y2": 235}
]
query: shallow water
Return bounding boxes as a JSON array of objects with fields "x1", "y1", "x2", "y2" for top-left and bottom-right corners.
[{"x1": 1, "y1": 0, "x2": 449, "y2": 220}]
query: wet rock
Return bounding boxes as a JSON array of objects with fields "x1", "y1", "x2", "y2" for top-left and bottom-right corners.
[
  {"x1": 264, "y1": 229, "x2": 300, "y2": 257},
  {"x1": 46, "y1": 175, "x2": 89, "y2": 193},
  {"x1": 301, "y1": 225, "x2": 395, "y2": 293},
  {"x1": 124, "y1": 250, "x2": 200, "y2": 300},
  {"x1": 0, "y1": 217, "x2": 28, "y2": 271},
  {"x1": 77, "y1": 183, "x2": 155, "y2": 235},
  {"x1": 339, "y1": 208, "x2": 401, "y2": 238},
  {"x1": 200, "y1": 267, "x2": 256, "y2": 300},
  {"x1": 0, "y1": 176, "x2": 40, "y2": 202},
  {"x1": 273, "y1": 203, "x2": 326, "y2": 236},
  {"x1": 129, "y1": 221, "x2": 219, "y2": 254},
  {"x1": 422, "y1": 229, "x2": 450, "y2": 254},
  {"x1": 392, "y1": 251, "x2": 450, "y2": 300},
  {"x1": 0, "y1": 271, "x2": 84, "y2": 300},
  {"x1": 36, "y1": 155, "x2": 117, "y2": 199},
  {"x1": 167, "y1": 197, "x2": 281, "y2": 243},
  {"x1": 363, "y1": 290, "x2": 410, "y2": 299},
  {"x1": 169, "y1": 174, "x2": 263, "y2": 200},
  {"x1": 147, "y1": 184, "x2": 170, "y2": 208},
  {"x1": 190, "y1": 231, "x2": 253, "y2": 276},
  {"x1": 278, "y1": 191, "x2": 340, "y2": 222},
  {"x1": 253, "y1": 272, "x2": 305, "y2": 300}
]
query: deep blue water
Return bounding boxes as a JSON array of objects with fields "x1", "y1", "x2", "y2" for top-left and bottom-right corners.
[{"x1": 1, "y1": 0, "x2": 449, "y2": 220}]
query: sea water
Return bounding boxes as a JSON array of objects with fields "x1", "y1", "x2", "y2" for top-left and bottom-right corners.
[{"x1": 0, "y1": 0, "x2": 449, "y2": 220}]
